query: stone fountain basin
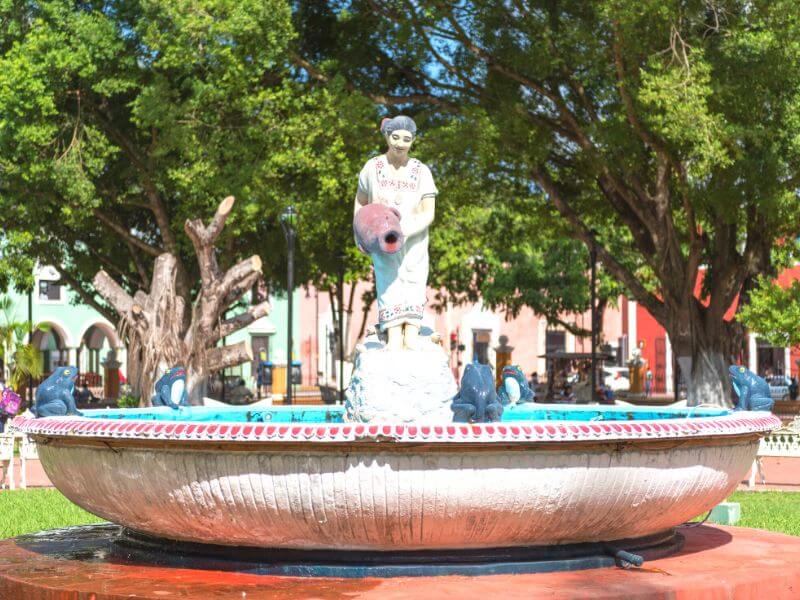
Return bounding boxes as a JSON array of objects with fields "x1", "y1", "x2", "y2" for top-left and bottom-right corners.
[{"x1": 11, "y1": 406, "x2": 779, "y2": 551}]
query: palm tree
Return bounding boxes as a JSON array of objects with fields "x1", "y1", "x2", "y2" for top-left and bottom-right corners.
[{"x1": 0, "y1": 296, "x2": 46, "y2": 393}]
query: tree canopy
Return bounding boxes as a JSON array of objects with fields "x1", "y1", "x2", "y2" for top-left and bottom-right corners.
[
  {"x1": 1, "y1": 0, "x2": 624, "y2": 355},
  {"x1": 296, "y1": 0, "x2": 800, "y2": 404},
  {"x1": 5, "y1": 1, "x2": 800, "y2": 406},
  {"x1": 416, "y1": 115, "x2": 619, "y2": 334},
  {"x1": 0, "y1": 0, "x2": 377, "y2": 319},
  {"x1": 294, "y1": 3, "x2": 622, "y2": 335}
]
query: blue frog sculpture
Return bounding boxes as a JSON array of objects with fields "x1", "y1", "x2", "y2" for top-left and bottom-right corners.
[
  {"x1": 496, "y1": 365, "x2": 534, "y2": 405},
  {"x1": 151, "y1": 366, "x2": 188, "y2": 409},
  {"x1": 34, "y1": 366, "x2": 82, "y2": 417},
  {"x1": 451, "y1": 363, "x2": 503, "y2": 423},
  {"x1": 729, "y1": 365, "x2": 773, "y2": 412}
]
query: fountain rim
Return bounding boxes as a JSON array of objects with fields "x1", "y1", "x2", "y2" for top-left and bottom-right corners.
[{"x1": 10, "y1": 410, "x2": 781, "y2": 445}]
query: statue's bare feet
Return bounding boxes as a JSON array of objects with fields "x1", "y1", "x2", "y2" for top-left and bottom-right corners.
[{"x1": 386, "y1": 325, "x2": 403, "y2": 351}]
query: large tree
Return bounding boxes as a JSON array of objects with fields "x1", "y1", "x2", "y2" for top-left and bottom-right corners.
[
  {"x1": 293, "y1": 5, "x2": 620, "y2": 342},
  {"x1": 416, "y1": 115, "x2": 623, "y2": 336},
  {"x1": 297, "y1": 0, "x2": 800, "y2": 405},
  {"x1": 0, "y1": 0, "x2": 377, "y2": 392}
]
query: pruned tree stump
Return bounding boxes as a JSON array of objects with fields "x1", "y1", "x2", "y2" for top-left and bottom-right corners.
[{"x1": 94, "y1": 196, "x2": 269, "y2": 404}]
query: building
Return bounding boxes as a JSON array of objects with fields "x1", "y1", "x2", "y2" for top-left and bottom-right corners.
[
  {"x1": 1, "y1": 266, "x2": 124, "y2": 385},
  {"x1": 300, "y1": 264, "x2": 800, "y2": 396},
  {"x1": 11, "y1": 261, "x2": 797, "y2": 399},
  {"x1": 299, "y1": 281, "x2": 625, "y2": 389}
]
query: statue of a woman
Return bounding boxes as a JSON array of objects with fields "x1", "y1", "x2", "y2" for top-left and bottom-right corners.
[{"x1": 354, "y1": 115, "x2": 437, "y2": 351}]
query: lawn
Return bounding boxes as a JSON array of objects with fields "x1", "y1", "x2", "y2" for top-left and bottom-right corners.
[
  {"x1": 728, "y1": 490, "x2": 800, "y2": 536},
  {"x1": 0, "y1": 488, "x2": 103, "y2": 539},
  {"x1": 0, "y1": 488, "x2": 798, "y2": 540}
]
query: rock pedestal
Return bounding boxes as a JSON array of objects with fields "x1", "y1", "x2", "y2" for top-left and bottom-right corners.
[{"x1": 345, "y1": 331, "x2": 456, "y2": 423}]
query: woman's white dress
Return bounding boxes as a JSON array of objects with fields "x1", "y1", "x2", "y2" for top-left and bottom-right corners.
[{"x1": 357, "y1": 155, "x2": 437, "y2": 330}]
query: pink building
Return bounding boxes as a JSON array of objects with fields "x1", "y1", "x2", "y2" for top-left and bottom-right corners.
[
  {"x1": 298, "y1": 282, "x2": 625, "y2": 387},
  {"x1": 297, "y1": 264, "x2": 800, "y2": 395}
]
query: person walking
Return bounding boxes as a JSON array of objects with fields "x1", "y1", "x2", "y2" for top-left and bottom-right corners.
[{"x1": 529, "y1": 372, "x2": 539, "y2": 391}]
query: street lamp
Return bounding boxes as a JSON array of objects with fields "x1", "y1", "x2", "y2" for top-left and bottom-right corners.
[
  {"x1": 280, "y1": 205, "x2": 297, "y2": 406},
  {"x1": 589, "y1": 232, "x2": 598, "y2": 402},
  {"x1": 337, "y1": 252, "x2": 346, "y2": 404},
  {"x1": 27, "y1": 286, "x2": 33, "y2": 408}
]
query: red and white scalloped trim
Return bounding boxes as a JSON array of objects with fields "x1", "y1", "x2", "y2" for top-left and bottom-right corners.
[{"x1": 9, "y1": 413, "x2": 781, "y2": 445}]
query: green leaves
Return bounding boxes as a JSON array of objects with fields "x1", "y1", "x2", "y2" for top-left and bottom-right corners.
[
  {"x1": 415, "y1": 109, "x2": 611, "y2": 324},
  {"x1": 323, "y1": 1, "x2": 800, "y2": 352},
  {"x1": 0, "y1": 0, "x2": 377, "y2": 302},
  {"x1": 0, "y1": 232, "x2": 35, "y2": 292},
  {"x1": 738, "y1": 276, "x2": 800, "y2": 348},
  {"x1": 0, "y1": 294, "x2": 45, "y2": 390},
  {"x1": 639, "y1": 54, "x2": 732, "y2": 177},
  {"x1": 737, "y1": 238, "x2": 800, "y2": 347}
]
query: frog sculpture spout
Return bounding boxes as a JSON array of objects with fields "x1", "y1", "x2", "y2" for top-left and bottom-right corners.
[
  {"x1": 729, "y1": 365, "x2": 774, "y2": 412},
  {"x1": 151, "y1": 366, "x2": 188, "y2": 410},
  {"x1": 497, "y1": 365, "x2": 534, "y2": 405},
  {"x1": 34, "y1": 366, "x2": 82, "y2": 417},
  {"x1": 451, "y1": 363, "x2": 503, "y2": 423}
]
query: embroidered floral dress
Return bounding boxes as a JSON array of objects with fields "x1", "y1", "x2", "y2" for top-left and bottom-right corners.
[{"x1": 357, "y1": 155, "x2": 438, "y2": 330}]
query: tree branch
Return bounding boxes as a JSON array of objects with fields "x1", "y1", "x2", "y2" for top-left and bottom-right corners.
[
  {"x1": 221, "y1": 271, "x2": 262, "y2": 310},
  {"x1": 213, "y1": 300, "x2": 271, "y2": 342},
  {"x1": 207, "y1": 341, "x2": 253, "y2": 372},
  {"x1": 290, "y1": 53, "x2": 460, "y2": 111},
  {"x1": 612, "y1": 28, "x2": 666, "y2": 158},
  {"x1": 91, "y1": 209, "x2": 162, "y2": 257},
  {"x1": 533, "y1": 167, "x2": 666, "y2": 322},
  {"x1": 93, "y1": 269, "x2": 135, "y2": 315},
  {"x1": 218, "y1": 256, "x2": 263, "y2": 303},
  {"x1": 439, "y1": 9, "x2": 592, "y2": 147},
  {"x1": 59, "y1": 268, "x2": 118, "y2": 325},
  {"x1": 126, "y1": 240, "x2": 151, "y2": 289},
  {"x1": 184, "y1": 196, "x2": 234, "y2": 288},
  {"x1": 146, "y1": 190, "x2": 180, "y2": 263},
  {"x1": 389, "y1": 0, "x2": 483, "y2": 97}
]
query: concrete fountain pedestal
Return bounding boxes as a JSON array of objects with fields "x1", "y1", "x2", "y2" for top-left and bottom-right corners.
[{"x1": 1, "y1": 524, "x2": 800, "y2": 599}]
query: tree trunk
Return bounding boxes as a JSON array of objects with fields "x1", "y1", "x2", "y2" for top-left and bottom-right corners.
[
  {"x1": 669, "y1": 306, "x2": 732, "y2": 407},
  {"x1": 186, "y1": 368, "x2": 209, "y2": 405},
  {"x1": 126, "y1": 343, "x2": 143, "y2": 399}
]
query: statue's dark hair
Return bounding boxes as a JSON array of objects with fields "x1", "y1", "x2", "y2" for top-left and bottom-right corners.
[{"x1": 380, "y1": 115, "x2": 417, "y2": 137}]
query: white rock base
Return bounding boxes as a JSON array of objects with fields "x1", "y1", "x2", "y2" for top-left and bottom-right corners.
[{"x1": 345, "y1": 330, "x2": 456, "y2": 423}]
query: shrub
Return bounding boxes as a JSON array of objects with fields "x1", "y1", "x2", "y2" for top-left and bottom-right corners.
[{"x1": 116, "y1": 395, "x2": 140, "y2": 408}]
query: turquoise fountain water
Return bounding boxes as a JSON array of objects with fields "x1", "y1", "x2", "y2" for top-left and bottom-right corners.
[{"x1": 76, "y1": 404, "x2": 732, "y2": 423}]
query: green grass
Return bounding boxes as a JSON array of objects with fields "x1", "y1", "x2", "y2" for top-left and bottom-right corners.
[
  {"x1": 728, "y1": 491, "x2": 800, "y2": 536},
  {"x1": 0, "y1": 488, "x2": 103, "y2": 539},
  {"x1": 0, "y1": 488, "x2": 799, "y2": 541}
]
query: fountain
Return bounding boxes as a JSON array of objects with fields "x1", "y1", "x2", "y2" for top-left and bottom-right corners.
[
  {"x1": 9, "y1": 404, "x2": 780, "y2": 552},
  {"x1": 1, "y1": 116, "x2": 793, "y2": 598}
]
